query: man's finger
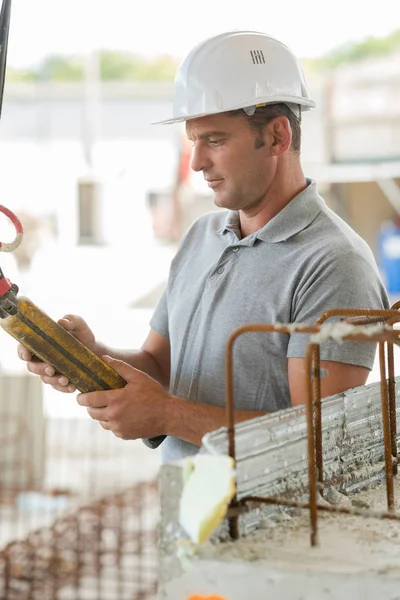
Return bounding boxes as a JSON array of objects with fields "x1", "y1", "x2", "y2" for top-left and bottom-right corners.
[
  {"x1": 77, "y1": 391, "x2": 108, "y2": 409},
  {"x1": 102, "y1": 355, "x2": 132, "y2": 383},
  {"x1": 99, "y1": 420, "x2": 112, "y2": 431},
  {"x1": 39, "y1": 375, "x2": 76, "y2": 393},
  {"x1": 51, "y1": 384, "x2": 76, "y2": 393},
  {"x1": 87, "y1": 407, "x2": 108, "y2": 421},
  {"x1": 27, "y1": 361, "x2": 50, "y2": 376},
  {"x1": 17, "y1": 345, "x2": 32, "y2": 361}
]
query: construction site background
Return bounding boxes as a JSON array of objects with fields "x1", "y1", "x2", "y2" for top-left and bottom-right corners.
[{"x1": 0, "y1": 49, "x2": 400, "y2": 599}]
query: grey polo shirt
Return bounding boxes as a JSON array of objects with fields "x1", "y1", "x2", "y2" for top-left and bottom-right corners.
[{"x1": 150, "y1": 179, "x2": 389, "y2": 462}]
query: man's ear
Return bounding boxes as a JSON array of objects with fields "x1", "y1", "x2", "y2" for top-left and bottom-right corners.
[{"x1": 269, "y1": 116, "x2": 292, "y2": 155}]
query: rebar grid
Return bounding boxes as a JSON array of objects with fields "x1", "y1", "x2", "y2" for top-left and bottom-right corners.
[
  {"x1": 314, "y1": 308, "x2": 400, "y2": 489},
  {"x1": 0, "y1": 481, "x2": 159, "y2": 600},
  {"x1": 225, "y1": 309, "x2": 400, "y2": 545}
]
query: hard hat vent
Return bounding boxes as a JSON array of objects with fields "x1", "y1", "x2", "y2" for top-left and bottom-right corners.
[{"x1": 250, "y1": 50, "x2": 265, "y2": 65}]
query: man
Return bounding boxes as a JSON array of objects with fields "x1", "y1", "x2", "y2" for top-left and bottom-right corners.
[{"x1": 19, "y1": 31, "x2": 389, "y2": 462}]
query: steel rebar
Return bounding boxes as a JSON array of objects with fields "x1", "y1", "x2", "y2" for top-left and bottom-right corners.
[{"x1": 225, "y1": 314, "x2": 400, "y2": 547}]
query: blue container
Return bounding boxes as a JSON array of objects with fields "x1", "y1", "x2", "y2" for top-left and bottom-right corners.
[{"x1": 378, "y1": 222, "x2": 400, "y2": 294}]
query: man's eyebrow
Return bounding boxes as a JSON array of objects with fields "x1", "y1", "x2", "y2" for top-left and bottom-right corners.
[{"x1": 187, "y1": 130, "x2": 229, "y2": 141}]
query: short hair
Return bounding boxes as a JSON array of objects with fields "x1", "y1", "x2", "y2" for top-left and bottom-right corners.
[{"x1": 229, "y1": 103, "x2": 301, "y2": 153}]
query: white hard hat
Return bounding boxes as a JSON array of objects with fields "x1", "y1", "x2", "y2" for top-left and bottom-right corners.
[{"x1": 155, "y1": 30, "x2": 316, "y2": 125}]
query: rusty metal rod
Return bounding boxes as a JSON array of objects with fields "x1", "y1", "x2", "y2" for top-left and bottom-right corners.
[
  {"x1": 4, "y1": 551, "x2": 10, "y2": 599},
  {"x1": 225, "y1": 317, "x2": 400, "y2": 545},
  {"x1": 379, "y1": 342, "x2": 395, "y2": 511},
  {"x1": 224, "y1": 323, "x2": 322, "y2": 539},
  {"x1": 74, "y1": 514, "x2": 83, "y2": 600},
  {"x1": 374, "y1": 312, "x2": 400, "y2": 481},
  {"x1": 305, "y1": 343, "x2": 319, "y2": 546},
  {"x1": 240, "y1": 495, "x2": 400, "y2": 521},
  {"x1": 316, "y1": 308, "x2": 400, "y2": 325},
  {"x1": 341, "y1": 315, "x2": 396, "y2": 325},
  {"x1": 313, "y1": 308, "x2": 400, "y2": 499},
  {"x1": 387, "y1": 340, "x2": 398, "y2": 476},
  {"x1": 312, "y1": 343, "x2": 323, "y2": 495}
]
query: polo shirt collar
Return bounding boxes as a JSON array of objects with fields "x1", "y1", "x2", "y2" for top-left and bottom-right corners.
[{"x1": 218, "y1": 179, "x2": 325, "y2": 244}]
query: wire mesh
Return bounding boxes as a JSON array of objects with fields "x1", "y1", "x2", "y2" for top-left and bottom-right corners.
[{"x1": 0, "y1": 391, "x2": 160, "y2": 600}]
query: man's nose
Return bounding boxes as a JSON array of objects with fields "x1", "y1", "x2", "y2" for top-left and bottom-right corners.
[{"x1": 191, "y1": 144, "x2": 211, "y2": 173}]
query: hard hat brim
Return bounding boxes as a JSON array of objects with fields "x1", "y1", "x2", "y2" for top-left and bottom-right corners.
[{"x1": 152, "y1": 95, "x2": 316, "y2": 125}]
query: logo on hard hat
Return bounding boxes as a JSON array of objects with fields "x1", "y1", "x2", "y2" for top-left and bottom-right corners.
[{"x1": 250, "y1": 50, "x2": 265, "y2": 65}]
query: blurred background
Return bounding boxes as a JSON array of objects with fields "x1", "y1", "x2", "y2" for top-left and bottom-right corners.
[{"x1": 0, "y1": 0, "x2": 399, "y2": 597}]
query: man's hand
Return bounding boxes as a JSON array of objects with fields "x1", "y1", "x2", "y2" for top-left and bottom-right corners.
[
  {"x1": 76, "y1": 356, "x2": 168, "y2": 440},
  {"x1": 17, "y1": 314, "x2": 98, "y2": 393}
]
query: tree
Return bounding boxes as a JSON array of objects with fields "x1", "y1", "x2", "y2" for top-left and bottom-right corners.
[
  {"x1": 6, "y1": 68, "x2": 38, "y2": 82},
  {"x1": 99, "y1": 51, "x2": 142, "y2": 80},
  {"x1": 38, "y1": 55, "x2": 84, "y2": 81},
  {"x1": 98, "y1": 51, "x2": 178, "y2": 81},
  {"x1": 7, "y1": 51, "x2": 179, "y2": 83},
  {"x1": 6, "y1": 28, "x2": 400, "y2": 82},
  {"x1": 314, "y1": 28, "x2": 400, "y2": 71}
]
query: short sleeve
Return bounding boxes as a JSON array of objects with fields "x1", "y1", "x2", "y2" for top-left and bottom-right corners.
[
  {"x1": 149, "y1": 287, "x2": 170, "y2": 340},
  {"x1": 287, "y1": 252, "x2": 390, "y2": 369}
]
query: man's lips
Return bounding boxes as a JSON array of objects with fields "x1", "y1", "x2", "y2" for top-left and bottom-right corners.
[{"x1": 206, "y1": 179, "x2": 224, "y2": 189}]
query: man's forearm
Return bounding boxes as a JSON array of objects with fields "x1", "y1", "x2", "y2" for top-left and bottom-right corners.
[{"x1": 165, "y1": 395, "x2": 268, "y2": 446}]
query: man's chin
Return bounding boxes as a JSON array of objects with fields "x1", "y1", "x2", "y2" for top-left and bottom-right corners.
[
  {"x1": 213, "y1": 192, "x2": 235, "y2": 210},
  {"x1": 212, "y1": 189, "x2": 225, "y2": 206}
]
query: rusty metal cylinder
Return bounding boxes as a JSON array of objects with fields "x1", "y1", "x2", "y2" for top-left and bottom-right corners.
[{"x1": 0, "y1": 295, "x2": 126, "y2": 393}]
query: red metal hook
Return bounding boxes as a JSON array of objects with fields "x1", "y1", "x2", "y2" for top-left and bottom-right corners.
[{"x1": 0, "y1": 204, "x2": 23, "y2": 252}]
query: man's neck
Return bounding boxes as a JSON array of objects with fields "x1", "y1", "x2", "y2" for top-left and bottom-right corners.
[{"x1": 239, "y1": 175, "x2": 308, "y2": 238}]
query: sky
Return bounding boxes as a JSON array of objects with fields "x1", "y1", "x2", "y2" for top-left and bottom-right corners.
[{"x1": 6, "y1": 0, "x2": 400, "y2": 68}]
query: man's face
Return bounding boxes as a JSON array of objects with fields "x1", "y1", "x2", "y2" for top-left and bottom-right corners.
[{"x1": 186, "y1": 112, "x2": 275, "y2": 212}]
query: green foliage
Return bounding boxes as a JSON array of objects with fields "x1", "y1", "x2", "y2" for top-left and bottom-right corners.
[
  {"x1": 38, "y1": 55, "x2": 84, "y2": 81},
  {"x1": 314, "y1": 28, "x2": 400, "y2": 71},
  {"x1": 99, "y1": 51, "x2": 178, "y2": 81},
  {"x1": 99, "y1": 51, "x2": 143, "y2": 80},
  {"x1": 5, "y1": 28, "x2": 400, "y2": 82},
  {"x1": 6, "y1": 51, "x2": 179, "y2": 83},
  {"x1": 136, "y1": 54, "x2": 180, "y2": 82},
  {"x1": 6, "y1": 68, "x2": 38, "y2": 82}
]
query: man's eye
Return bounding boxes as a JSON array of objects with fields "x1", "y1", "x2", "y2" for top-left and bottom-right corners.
[{"x1": 209, "y1": 139, "x2": 223, "y2": 146}]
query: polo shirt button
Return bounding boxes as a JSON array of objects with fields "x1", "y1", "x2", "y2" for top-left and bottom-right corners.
[
  {"x1": 217, "y1": 267, "x2": 224, "y2": 274},
  {"x1": 232, "y1": 247, "x2": 239, "y2": 252}
]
